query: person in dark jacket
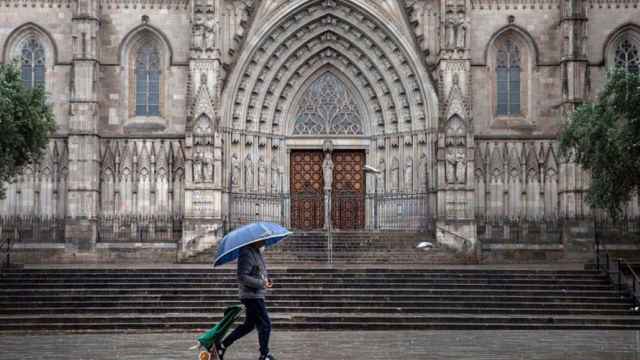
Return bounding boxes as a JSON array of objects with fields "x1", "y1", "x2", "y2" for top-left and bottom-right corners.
[{"x1": 216, "y1": 240, "x2": 276, "y2": 360}]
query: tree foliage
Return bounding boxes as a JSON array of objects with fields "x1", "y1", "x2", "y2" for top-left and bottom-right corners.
[
  {"x1": 0, "y1": 63, "x2": 55, "y2": 200},
  {"x1": 559, "y1": 68, "x2": 640, "y2": 219}
]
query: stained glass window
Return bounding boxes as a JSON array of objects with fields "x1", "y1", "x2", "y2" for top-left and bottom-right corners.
[
  {"x1": 135, "y1": 45, "x2": 161, "y2": 116},
  {"x1": 496, "y1": 38, "x2": 521, "y2": 116},
  {"x1": 20, "y1": 39, "x2": 45, "y2": 89},
  {"x1": 614, "y1": 37, "x2": 640, "y2": 74},
  {"x1": 293, "y1": 72, "x2": 363, "y2": 135}
]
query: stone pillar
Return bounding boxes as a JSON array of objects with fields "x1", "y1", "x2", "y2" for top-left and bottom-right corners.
[
  {"x1": 435, "y1": 0, "x2": 477, "y2": 261},
  {"x1": 180, "y1": 0, "x2": 224, "y2": 260},
  {"x1": 559, "y1": 0, "x2": 593, "y2": 259},
  {"x1": 65, "y1": 0, "x2": 101, "y2": 255}
]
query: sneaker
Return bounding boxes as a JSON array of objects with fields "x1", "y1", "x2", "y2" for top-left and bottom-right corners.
[
  {"x1": 214, "y1": 343, "x2": 226, "y2": 360},
  {"x1": 259, "y1": 354, "x2": 276, "y2": 360}
]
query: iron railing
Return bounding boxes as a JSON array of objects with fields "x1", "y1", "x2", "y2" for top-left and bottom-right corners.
[
  {"x1": 372, "y1": 192, "x2": 431, "y2": 231},
  {"x1": 476, "y1": 216, "x2": 563, "y2": 244},
  {"x1": 0, "y1": 229, "x2": 14, "y2": 271},
  {"x1": 593, "y1": 215, "x2": 640, "y2": 307},
  {"x1": 0, "y1": 215, "x2": 64, "y2": 244},
  {"x1": 228, "y1": 192, "x2": 432, "y2": 232},
  {"x1": 228, "y1": 192, "x2": 288, "y2": 231},
  {"x1": 97, "y1": 214, "x2": 183, "y2": 243}
]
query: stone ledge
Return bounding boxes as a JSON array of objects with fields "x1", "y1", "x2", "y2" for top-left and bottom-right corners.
[
  {"x1": 96, "y1": 243, "x2": 177, "y2": 250},
  {"x1": 14, "y1": 244, "x2": 66, "y2": 250},
  {"x1": 482, "y1": 244, "x2": 564, "y2": 250}
]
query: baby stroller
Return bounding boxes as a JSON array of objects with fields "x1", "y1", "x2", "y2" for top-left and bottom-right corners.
[{"x1": 194, "y1": 305, "x2": 243, "y2": 360}]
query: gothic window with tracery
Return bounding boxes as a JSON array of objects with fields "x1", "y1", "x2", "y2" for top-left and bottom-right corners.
[
  {"x1": 20, "y1": 38, "x2": 46, "y2": 89},
  {"x1": 614, "y1": 37, "x2": 640, "y2": 74},
  {"x1": 135, "y1": 45, "x2": 161, "y2": 116},
  {"x1": 496, "y1": 38, "x2": 521, "y2": 116},
  {"x1": 293, "y1": 72, "x2": 363, "y2": 135}
]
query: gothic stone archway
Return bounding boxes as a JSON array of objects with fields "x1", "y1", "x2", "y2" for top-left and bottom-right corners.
[
  {"x1": 222, "y1": 0, "x2": 439, "y2": 233},
  {"x1": 289, "y1": 72, "x2": 366, "y2": 230}
]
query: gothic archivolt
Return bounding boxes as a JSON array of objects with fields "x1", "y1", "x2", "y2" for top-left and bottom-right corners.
[{"x1": 223, "y1": 0, "x2": 438, "y2": 135}]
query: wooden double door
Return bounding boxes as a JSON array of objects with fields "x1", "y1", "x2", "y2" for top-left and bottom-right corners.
[{"x1": 290, "y1": 150, "x2": 365, "y2": 230}]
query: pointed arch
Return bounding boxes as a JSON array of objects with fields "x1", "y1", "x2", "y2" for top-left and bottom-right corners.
[
  {"x1": 222, "y1": 0, "x2": 438, "y2": 133},
  {"x1": 118, "y1": 24, "x2": 174, "y2": 65},
  {"x1": 3, "y1": 22, "x2": 58, "y2": 64},
  {"x1": 603, "y1": 24, "x2": 640, "y2": 72},
  {"x1": 3, "y1": 23, "x2": 58, "y2": 91},
  {"x1": 287, "y1": 67, "x2": 368, "y2": 136},
  {"x1": 119, "y1": 25, "x2": 172, "y2": 127},
  {"x1": 486, "y1": 25, "x2": 537, "y2": 124}
]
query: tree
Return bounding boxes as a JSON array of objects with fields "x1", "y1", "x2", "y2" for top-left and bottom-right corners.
[
  {"x1": 559, "y1": 68, "x2": 640, "y2": 219},
  {"x1": 0, "y1": 63, "x2": 55, "y2": 200}
]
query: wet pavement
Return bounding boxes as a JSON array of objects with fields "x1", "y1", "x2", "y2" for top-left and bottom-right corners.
[{"x1": 0, "y1": 330, "x2": 639, "y2": 360}]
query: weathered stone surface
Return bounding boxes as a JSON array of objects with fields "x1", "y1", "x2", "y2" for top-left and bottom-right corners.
[{"x1": 1, "y1": 0, "x2": 639, "y2": 264}]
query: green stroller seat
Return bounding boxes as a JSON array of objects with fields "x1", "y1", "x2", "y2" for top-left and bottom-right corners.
[{"x1": 195, "y1": 305, "x2": 243, "y2": 359}]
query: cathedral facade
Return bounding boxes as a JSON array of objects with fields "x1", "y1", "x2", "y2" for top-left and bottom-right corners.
[{"x1": 1, "y1": 0, "x2": 639, "y2": 263}]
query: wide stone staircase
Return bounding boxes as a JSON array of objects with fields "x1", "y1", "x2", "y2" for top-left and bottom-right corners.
[
  {"x1": 184, "y1": 232, "x2": 467, "y2": 265},
  {"x1": 1, "y1": 267, "x2": 639, "y2": 332}
]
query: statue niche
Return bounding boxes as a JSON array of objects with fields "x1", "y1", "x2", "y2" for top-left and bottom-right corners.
[
  {"x1": 192, "y1": 114, "x2": 216, "y2": 184},
  {"x1": 445, "y1": 116, "x2": 467, "y2": 184}
]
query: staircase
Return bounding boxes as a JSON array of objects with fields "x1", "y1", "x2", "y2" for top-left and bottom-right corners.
[
  {"x1": 1, "y1": 267, "x2": 639, "y2": 332},
  {"x1": 184, "y1": 232, "x2": 466, "y2": 265}
]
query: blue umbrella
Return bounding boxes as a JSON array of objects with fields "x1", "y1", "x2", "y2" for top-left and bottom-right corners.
[{"x1": 214, "y1": 222, "x2": 291, "y2": 267}]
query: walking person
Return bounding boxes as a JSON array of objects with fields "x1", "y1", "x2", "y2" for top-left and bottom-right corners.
[{"x1": 216, "y1": 240, "x2": 276, "y2": 360}]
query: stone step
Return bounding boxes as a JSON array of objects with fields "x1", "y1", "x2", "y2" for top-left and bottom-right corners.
[
  {"x1": 0, "y1": 284, "x2": 615, "y2": 293},
  {"x1": 1, "y1": 313, "x2": 639, "y2": 330},
  {"x1": 0, "y1": 287, "x2": 621, "y2": 297},
  {"x1": 0, "y1": 299, "x2": 629, "y2": 310},
  {"x1": 0, "y1": 305, "x2": 635, "y2": 317},
  {"x1": 1, "y1": 267, "x2": 633, "y2": 332},
  {"x1": 3, "y1": 321, "x2": 640, "y2": 331},
  {"x1": 0, "y1": 268, "x2": 604, "y2": 275},
  {"x1": 0, "y1": 277, "x2": 610, "y2": 289}
]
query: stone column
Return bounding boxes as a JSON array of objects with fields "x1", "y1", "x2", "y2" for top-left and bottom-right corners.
[
  {"x1": 435, "y1": 0, "x2": 477, "y2": 261},
  {"x1": 180, "y1": 0, "x2": 224, "y2": 260},
  {"x1": 559, "y1": 0, "x2": 593, "y2": 259},
  {"x1": 65, "y1": 0, "x2": 101, "y2": 256}
]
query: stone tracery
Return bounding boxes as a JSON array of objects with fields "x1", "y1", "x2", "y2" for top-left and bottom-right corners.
[{"x1": 224, "y1": 0, "x2": 437, "y2": 135}]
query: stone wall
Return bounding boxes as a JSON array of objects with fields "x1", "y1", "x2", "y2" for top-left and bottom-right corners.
[{"x1": 0, "y1": 0, "x2": 639, "y2": 264}]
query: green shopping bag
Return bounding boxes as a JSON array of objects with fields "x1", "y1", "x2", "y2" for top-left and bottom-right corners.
[{"x1": 197, "y1": 305, "x2": 243, "y2": 351}]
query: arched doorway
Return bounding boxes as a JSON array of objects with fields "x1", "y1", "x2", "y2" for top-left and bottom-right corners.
[
  {"x1": 221, "y1": 0, "x2": 439, "y2": 234},
  {"x1": 288, "y1": 71, "x2": 367, "y2": 230}
]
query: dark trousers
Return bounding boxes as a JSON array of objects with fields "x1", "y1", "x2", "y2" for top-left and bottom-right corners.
[{"x1": 222, "y1": 298, "x2": 272, "y2": 356}]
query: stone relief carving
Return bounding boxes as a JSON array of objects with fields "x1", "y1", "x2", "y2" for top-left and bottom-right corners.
[
  {"x1": 258, "y1": 156, "x2": 267, "y2": 191},
  {"x1": 391, "y1": 157, "x2": 400, "y2": 192},
  {"x1": 322, "y1": 152, "x2": 334, "y2": 191},
  {"x1": 404, "y1": 157, "x2": 413, "y2": 191},
  {"x1": 271, "y1": 159, "x2": 281, "y2": 193},
  {"x1": 228, "y1": 3, "x2": 431, "y2": 137},
  {"x1": 231, "y1": 153, "x2": 241, "y2": 188},
  {"x1": 445, "y1": 10, "x2": 467, "y2": 49},
  {"x1": 377, "y1": 158, "x2": 386, "y2": 193},
  {"x1": 204, "y1": 9, "x2": 218, "y2": 51},
  {"x1": 192, "y1": 13, "x2": 205, "y2": 51},
  {"x1": 419, "y1": 154, "x2": 428, "y2": 192},
  {"x1": 244, "y1": 155, "x2": 254, "y2": 191},
  {"x1": 193, "y1": 150, "x2": 204, "y2": 182}
]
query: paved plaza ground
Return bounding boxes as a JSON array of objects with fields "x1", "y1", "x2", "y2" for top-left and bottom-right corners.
[{"x1": 0, "y1": 330, "x2": 639, "y2": 360}]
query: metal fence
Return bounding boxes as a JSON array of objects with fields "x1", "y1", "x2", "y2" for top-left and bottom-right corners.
[
  {"x1": 228, "y1": 192, "x2": 432, "y2": 232},
  {"x1": 476, "y1": 216, "x2": 563, "y2": 244},
  {"x1": 594, "y1": 215, "x2": 640, "y2": 245},
  {"x1": 97, "y1": 214, "x2": 183, "y2": 243},
  {"x1": 0, "y1": 215, "x2": 65, "y2": 244},
  {"x1": 228, "y1": 192, "x2": 287, "y2": 231}
]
